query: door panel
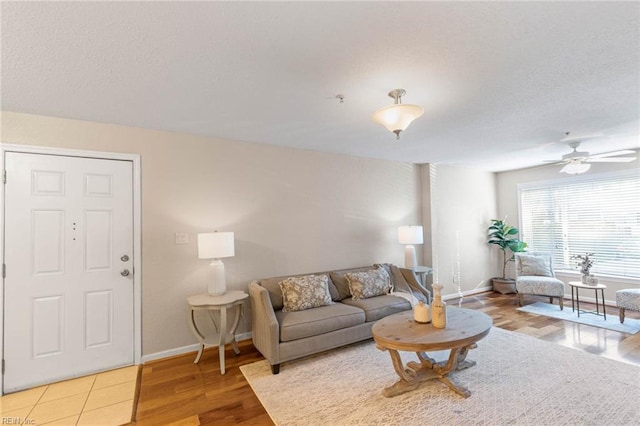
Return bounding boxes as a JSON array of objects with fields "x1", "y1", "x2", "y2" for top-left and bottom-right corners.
[
  {"x1": 32, "y1": 210, "x2": 65, "y2": 275},
  {"x1": 32, "y1": 170, "x2": 65, "y2": 195},
  {"x1": 84, "y1": 210, "x2": 112, "y2": 271},
  {"x1": 32, "y1": 295, "x2": 64, "y2": 358},
  {"x1": 84, "y1": 173, "x2": 112, "y2": 197},
  {"x1": 3, "y1": 152, "x2": 134, "y2": 393},
  {"x1": 85, "y1": 290, "x2": 113, "y2": 348}
]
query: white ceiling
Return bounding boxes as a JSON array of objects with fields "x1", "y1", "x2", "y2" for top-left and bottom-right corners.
[{"x1": 2, "y1": 1, "x2": 639, "y2": 171}]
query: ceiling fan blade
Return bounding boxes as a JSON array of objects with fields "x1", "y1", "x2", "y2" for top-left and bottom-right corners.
[
  {"x1": 587, "y1": 157, "x2": 637, "y2": 163},
  {"x1": 589, "y1": 149, "x2": 637, "y2": 158}
]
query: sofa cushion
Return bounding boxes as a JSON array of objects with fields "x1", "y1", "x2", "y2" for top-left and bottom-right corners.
[
  {"x1": 279, "y1": 274, "x2": 333, "y2": 312},
  {"x1": 341, "y1": 294, "x2": 411, "y2": 322},
  {"x1": 516, "y1": 276, "x2": 564, "y2": 296},
  {"x1": 345, "y1": 267, "x2": 391, "y2": 300},
  {"x1": 276, "y1": 303, "x2": 366, "y2": 342},
  {"x1": 330, "y1": 267, "x2": 374, "y2": 301},
  {"x1": 261, "y1": 273, "x2": 340, "y2": 310}
]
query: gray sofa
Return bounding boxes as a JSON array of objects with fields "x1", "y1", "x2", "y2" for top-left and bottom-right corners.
[{"x1": 248, "y1": 263, "x2": 430, "y2": 374}]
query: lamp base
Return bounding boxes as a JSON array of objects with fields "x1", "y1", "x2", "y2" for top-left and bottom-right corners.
[
  {"x1": 208, "y1": 259, "x2": 227, "y2": 296},
  {"x1": 404, "y1": 245, "x2": 418, "y2": 269}
]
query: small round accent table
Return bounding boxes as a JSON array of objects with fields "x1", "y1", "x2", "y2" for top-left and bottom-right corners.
[
  {"x1": 569, "y1": 281, "x2": 607, "y2": 320},
  {"x1": 372, "y1": 308, "x2": 492, "y2": 398},
  {"x1": 187, "y1": 290, "x2": 248, "y2": 374}
]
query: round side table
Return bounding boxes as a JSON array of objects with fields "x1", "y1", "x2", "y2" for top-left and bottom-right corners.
[
  {"x1": 568, "y1": 281, "x2": 607, "y2": 320},
  {"x1": 187, "y1": 290, "x2": 248, "y2": 374}
]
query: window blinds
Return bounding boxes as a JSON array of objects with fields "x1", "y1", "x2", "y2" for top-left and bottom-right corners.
[{"x1": 519, "y1": 170, "x2": 640, "y2": 279}]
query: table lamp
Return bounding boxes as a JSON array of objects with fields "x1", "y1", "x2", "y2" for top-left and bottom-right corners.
[
  {"x1": 398, "y1": 225, "x2": 423, "y2": 269},
  {"x1": 197, "y1": 232, "x2": 235, "y2": 296}
]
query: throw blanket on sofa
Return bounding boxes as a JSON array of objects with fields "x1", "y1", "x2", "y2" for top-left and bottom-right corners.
[{"x1": 390, "y1": 290, "x2": 419, "y2": 307}]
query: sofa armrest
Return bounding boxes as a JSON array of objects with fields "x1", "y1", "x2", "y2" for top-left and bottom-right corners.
[
  {"x1": 400, "y1": 268, "x2": 431, "y2": 303},
  {"x1": 249, "y1": 281, "x2": 281, "y2": 364}
]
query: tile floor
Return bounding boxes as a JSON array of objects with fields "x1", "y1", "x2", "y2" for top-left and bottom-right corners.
[{"x1": 0, "y1": 365, "x2": 139, "y2": 426}]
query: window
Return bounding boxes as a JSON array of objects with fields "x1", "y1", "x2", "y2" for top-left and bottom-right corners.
[{"x1": 518, "y1": 169, "x2": 640, "y2": 279}]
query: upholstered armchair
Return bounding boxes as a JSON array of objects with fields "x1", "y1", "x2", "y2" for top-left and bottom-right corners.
[
  {"x1": 515, "y1": 252, "x2": 565, "y2": 310},
  {"x1": 616, "y1": 289, "x2": 640, "y2": 323}
]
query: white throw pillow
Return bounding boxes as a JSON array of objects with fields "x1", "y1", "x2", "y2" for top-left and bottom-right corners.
[{"x1": 520, "y1": 255, "x2": 553, "y2": 277}]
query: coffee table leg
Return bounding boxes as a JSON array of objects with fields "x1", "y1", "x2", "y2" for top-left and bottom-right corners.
[
  {"x1": 416, "y1": 351, "x2": 436, "y2": 368},
  {"x1": 379, "y1": 347, "x2": 421, "y2": 397},
  {"x1": 378, "y1": 345, "x2": 476, "y2": 398},
  {"x1": 433, "y1": 347, "x2": 472, "y2": 398},
  {"x1": 455, "y1": 343, "x2": 478, "y2": 371}
]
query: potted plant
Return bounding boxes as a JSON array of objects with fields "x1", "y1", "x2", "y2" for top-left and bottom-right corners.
[
  {"x1": 487, "y1": 218, "x2": 527, "y2": 294},
  {"x1": 571, "y1": 253, "x2": 597, "y2": 285}
]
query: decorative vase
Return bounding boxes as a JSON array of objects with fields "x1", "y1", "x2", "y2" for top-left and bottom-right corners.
[
  {"x1": 431, "y1": 284, "x2": 447, "y2": 329},
  {"x1": 413, "y1": 300, "x2": 431, "y2": 323},
  {"x1": 587, "y1": 275, "x2": 599, "y2": 286},
  {"x1": 581, "y1": 274, "x2": 588, "y2": 284}
]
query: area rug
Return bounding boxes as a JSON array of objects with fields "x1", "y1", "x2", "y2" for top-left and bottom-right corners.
[
  {"x1": 518, "y1": 302, "x2": 640, "y2": 334},
  {"x1": 240, "y1": 327, "x2": 640, "y2": 425}
]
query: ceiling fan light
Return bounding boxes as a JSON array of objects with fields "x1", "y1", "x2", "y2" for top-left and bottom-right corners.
[{"x1": 560, "y1": 161, "x2": 591, "y2": 175}]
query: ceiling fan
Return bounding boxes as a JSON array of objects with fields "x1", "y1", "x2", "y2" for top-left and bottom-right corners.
[{"x1": 546, "y1": 133, "x2": 637, "y2": 175}]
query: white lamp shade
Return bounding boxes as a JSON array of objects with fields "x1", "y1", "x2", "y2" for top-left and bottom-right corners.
[
  {"x1": 560, "y1": 161, "x2": 591, "y2": 175},
  {"x1": 197, "y1": 232, "x2": 235, "y2": 259},
  {"x1": 398, "y1": 226, "x2": 424, "y2": 245},
  {"x1": 372, "y1": 104, "x2": 424, "y2": 133}
]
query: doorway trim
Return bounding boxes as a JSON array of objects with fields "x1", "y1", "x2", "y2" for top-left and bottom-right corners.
[{"x1": 0, "y1": 143, "x2": 142, "y2": 395}]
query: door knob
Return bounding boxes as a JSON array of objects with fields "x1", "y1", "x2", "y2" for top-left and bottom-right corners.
[
  {"x1": 120, "y1": 269, "x2": 130, "y2": 277},
  {"x1": 121, "y1": 254, "x2": 130, "y2": 262}
]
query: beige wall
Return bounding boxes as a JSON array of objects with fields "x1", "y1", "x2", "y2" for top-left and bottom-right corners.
[
  {"x1": 1, "y1": 111, "x2": 424, "y2": 356},
  {"x1": 423, "y1": 164, "x2": 498, "y2": 298},
  {"x1": 497, "y1": 156, "x2": 640, "y2": 302}
]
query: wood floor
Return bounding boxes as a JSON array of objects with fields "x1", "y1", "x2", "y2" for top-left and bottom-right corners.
[{"x1": 128, "y1": 292, "x2": 640, "y2": 425}]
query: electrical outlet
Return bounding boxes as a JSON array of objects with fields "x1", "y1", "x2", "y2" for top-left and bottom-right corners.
[{"x1": 175, "y1": 232, "x2": 189, "y2": 245}]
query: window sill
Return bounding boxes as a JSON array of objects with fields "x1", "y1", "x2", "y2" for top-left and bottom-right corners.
[{"x1": 556, "y1": 270, "x2": 640, "y2": 286}]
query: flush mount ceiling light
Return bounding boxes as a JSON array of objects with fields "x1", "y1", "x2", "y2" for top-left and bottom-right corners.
[{"x1": 372, "y1": 89, "x2": 424, "y2": 139}]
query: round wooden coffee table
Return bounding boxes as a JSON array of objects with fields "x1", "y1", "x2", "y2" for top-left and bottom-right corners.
[{"x1": 372, "y1": 307, "x2": 492, "y2": 398}]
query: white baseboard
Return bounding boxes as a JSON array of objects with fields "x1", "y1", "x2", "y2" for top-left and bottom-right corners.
[
  {"x1": 456, "y1": 286, "x2": 617, "y2": 308},
  {"x1": 141, "y1": 343, "x2": 200, "y2": 363},
  {"x1": 440, "y1": 285, "x2": 618, "y2": 309},
  {"x1": 560, "y1": 293, "x2": 616, "y2": 308},
  {"x1": 442, "y1": 286, "x2": 492, "y2": 301},
  {"x1": 236, "y1": 332, "x2": 252, "y2": 342},
  {"x1": 141, "y1": 332, "x2": 253, "y2": 364}
]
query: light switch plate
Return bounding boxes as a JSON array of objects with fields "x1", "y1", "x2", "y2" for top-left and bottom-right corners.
[{"x1": 175, "y1": 232, "x2": 189, "y2": 245}]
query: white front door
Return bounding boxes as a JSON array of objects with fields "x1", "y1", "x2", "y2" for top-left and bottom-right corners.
[{"x1": 3, "y1": 152, "x2": 134, "y2": 393}]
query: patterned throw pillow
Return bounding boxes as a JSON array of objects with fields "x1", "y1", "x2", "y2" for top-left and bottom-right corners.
[
  {"x1": 279, "y1": 274, "x2": 334, "y2": 312},
  {"x1": 345, "y1": 267, "x2": 391, "y2": 300}
]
